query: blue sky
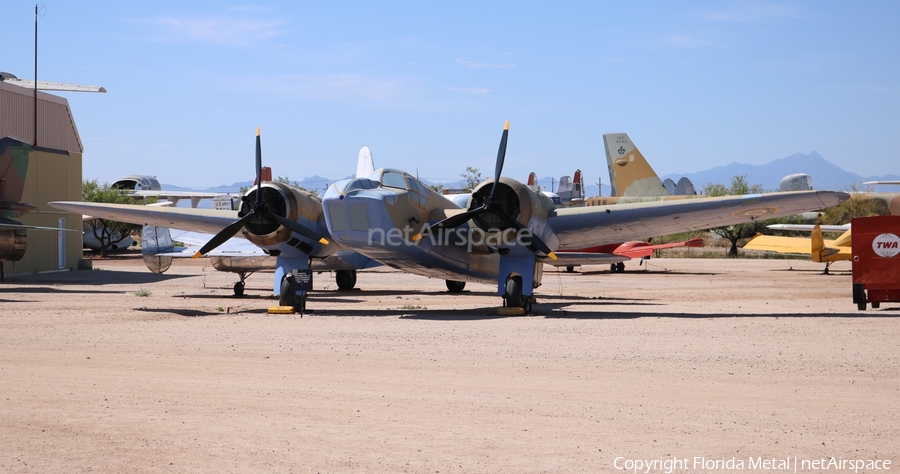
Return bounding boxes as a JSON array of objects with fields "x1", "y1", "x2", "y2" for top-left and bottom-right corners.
[{"x1": 4, "y1": 1, "x2": 898, "y2": 190}]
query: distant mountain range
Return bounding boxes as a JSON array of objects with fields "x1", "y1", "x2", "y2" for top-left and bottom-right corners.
[
  {"x1": 660, "y1": 151, "x2": 900, "y2": 193},
  {"x1": 163, "y1": 151, "x2": 900, "y2": 197}
]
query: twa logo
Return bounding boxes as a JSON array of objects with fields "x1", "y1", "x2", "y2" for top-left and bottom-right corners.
[{"x1": 872, "y1": 233, "x2": 900, "y2": 258}]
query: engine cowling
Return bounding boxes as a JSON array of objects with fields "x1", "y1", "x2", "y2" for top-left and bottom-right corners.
[
  {"x1": 0, "y1": 228, "x2": 27, "y2": 262},
  {"x1": 239, "y1": 182, "x2": 324, "y2": 249},
  {"x1": 468, "y1": 177, "x2": 558, "y2": 248}
]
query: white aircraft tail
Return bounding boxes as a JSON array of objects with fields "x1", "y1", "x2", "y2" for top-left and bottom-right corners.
[
  {"x1": 603, "y1": 133, "x2": 670, "y2": 198},
  {"x1": 356, "y1": 146, "x2": 375, "y2": 178}
]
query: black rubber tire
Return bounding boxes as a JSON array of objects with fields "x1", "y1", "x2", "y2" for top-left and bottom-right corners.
[
  {"x1": 336, "y1": 269, "x2": 357, "y2": 291},
  {"x1": 446, "y1": 280, "x2": 466, "y2": 293},
  {"x1": 853, "y1": 283, "x2": 867, "y2": 311},
  {"x1": 279, "y1": 276, "x2": 295, "y2": 307},
  {"x1": 609, "y1": 264, "x2": 617, "y2": 273},
  {"x1": 233, "y1": 281, "x2": 245, "y2": 297},
  {"x1": 565, "y1": 265, "x2": 575, "y2": 273},
  {"x1": 505, "y1": 276, "x2": 523, "y2": 308},
  {"x1": 616, "y1": 262, "x2": 625, "y2": 273}
]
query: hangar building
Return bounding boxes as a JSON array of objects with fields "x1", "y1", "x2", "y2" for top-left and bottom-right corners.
[{"x1": 1, "y1": 80, "x2": 84, "y2": 276}]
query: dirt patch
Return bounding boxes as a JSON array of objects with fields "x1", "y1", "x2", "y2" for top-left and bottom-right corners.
[{"x1": 0, "y1": 256, "x2": 896, "y2": 473}]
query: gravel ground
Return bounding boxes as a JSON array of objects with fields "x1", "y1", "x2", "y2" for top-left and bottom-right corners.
[{"x1": 1, "y1": 256, "x2": 897, "y2": 473}]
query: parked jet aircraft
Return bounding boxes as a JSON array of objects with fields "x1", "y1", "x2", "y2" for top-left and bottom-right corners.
[
  {"x1": 51, "y1": 123, "x2": 849, "y2": 311},
  {"x1": 743, "y1": 223, "x2": 852, "y2": 274}
]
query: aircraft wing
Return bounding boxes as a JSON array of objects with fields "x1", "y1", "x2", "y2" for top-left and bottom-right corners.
[
  {"x1": 767, "y1": 223, "x2": 851, "y2": 232},
  {"x1": 49, "y1": 201, "x2": 238, "y2": 235},
  {"x1": 0, "y1": 219, "x2": 76, "y2": 232},
  {"x1": 548, "y1": 252, "x2": 629, "y2": 267},
  {"x1": 742, "y1": 235, "x2": 811, "y2": 254},
  {"x1": 549, "y1": 191, "x2": 848, "y2": 249},
  {"x1": 163, "y1": 229, "x2": 264, "y2": 256}
]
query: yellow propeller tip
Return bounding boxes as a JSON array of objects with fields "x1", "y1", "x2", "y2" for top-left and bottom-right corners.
[
  {"x1": 192, "y1": 252, "x2": 203, "y2": 259},
  {"x1": 504, "y1": 120, "x2": 509, "y2": 130},
  {"x1": 547, "y1": 251, "x2": 558, "y2": 260},
  {"x1": 412, "y1": 233, "x2": 422, "y2": 241},
  {"x1": 319, "y1": 238, "x2": 329, "y2": 245},
  {"x1": 256, "y1": 127, "x2": 260, "y2": 136}
]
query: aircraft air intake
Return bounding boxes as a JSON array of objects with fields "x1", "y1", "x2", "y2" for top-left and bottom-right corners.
[{"x1": 239, "y1": 182, "x2": 322, "y2": 249}]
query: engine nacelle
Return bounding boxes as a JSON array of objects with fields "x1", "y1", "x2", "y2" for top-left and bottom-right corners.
[
  {"x1": 239, "y1": 182, "x2": 324, "y2": 250},
  {"x1": 468, "y1": 177, "x2": 558, "y2": 249},
  {"x1": 0, "y1": 228, "x2": 27, "y2": 261}
]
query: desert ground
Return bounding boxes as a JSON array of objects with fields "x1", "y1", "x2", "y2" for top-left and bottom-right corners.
[{"x1": 1, "y1": 255, "x2": 897, "y2": 473}]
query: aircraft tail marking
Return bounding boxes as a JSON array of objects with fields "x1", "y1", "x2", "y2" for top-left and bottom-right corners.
[{"x1": 602, "y1": 133, "x2": 670, "y2": 198}]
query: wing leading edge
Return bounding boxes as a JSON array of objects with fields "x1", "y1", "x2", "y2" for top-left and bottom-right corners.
[
  {"x1": 49, "y1": 201, "x2": 238, "y2": 236},
  {"x1": 549, "y1": 190, "x2": 849, "y2": 249}
]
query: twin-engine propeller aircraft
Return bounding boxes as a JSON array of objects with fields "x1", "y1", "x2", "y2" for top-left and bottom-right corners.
[
  {"x1": 320, "y1": 121, "x2": 849, "y2": 311},
  {"x1": 51, "y1": 129, "x2": 379, "y2": 310}
]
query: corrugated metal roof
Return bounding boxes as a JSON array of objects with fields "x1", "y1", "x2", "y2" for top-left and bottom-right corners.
[{"x1": 0, "y1": 81, "x2": 83, "y2": 153}]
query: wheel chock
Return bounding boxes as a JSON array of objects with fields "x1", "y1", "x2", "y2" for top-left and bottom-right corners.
[{"x1": 267, "y1": 306, "x2": 296, "y2": 314}]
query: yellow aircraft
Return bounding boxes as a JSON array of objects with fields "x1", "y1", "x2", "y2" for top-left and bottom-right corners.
[{"x1": 743, "y1": 224, "x2": 852, "y2": 274}]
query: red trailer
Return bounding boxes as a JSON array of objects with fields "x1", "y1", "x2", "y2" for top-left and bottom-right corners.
[{"x1": 851, "y1": 215, "x2": 900, "y2": 310}]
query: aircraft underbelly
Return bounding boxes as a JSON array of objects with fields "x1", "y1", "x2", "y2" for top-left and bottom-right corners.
[{"x1": 352, "y1": 244, "x2": 496, "y2": 284}]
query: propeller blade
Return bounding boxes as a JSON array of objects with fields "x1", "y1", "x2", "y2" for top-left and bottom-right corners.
[
  {"x1": 255, "y1": 127, "x2": 263, "y2": 207},
  {"x1": 193, "y1": 213, "x2": 254, "y2": 258},
  {"x1": 412, "y1": 205, "x2": 487, "y2": 241},
  {"x1": 264, "y1": 211, "x2": 330, "y2": 245},
  {"x1": 489, "y1": 120, "x2": 509, "y2": 202},
  {"x1": 493, "y1": 209, "x2": 557, "y2": 260}
]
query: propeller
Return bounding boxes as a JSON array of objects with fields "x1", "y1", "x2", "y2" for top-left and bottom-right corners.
[
  {"x1": 193, "y1": 128, "x2": 329, "y2": 258},
  {"x1": 414, "y1": 121, "x2": 557, "y2": 260}
]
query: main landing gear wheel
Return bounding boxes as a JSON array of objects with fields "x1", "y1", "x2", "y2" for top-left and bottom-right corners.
[
  {"x1": 336, "y1": 269, "x2": 357, "y2": 291},
  {"x1": 610, "y1": 262, "x2": 625, "y2": 273},
  {"x1": 565, "y1": 265, "x2": 575, "y2": 273},
  {"x1": 279, "y1": 275, "x2": 306, "y2": 313},
  {"x1": 505, "y1": 276, "x2": 523, "y2": 308},
  {"x1": 233, "y1": 281, "x2": 245, "y2": 297},
  {"x1": 446, "y1": 280, "x2": 466, "y2": 293}
]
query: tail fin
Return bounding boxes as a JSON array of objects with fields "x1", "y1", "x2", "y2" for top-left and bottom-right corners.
[
  {"x1": 811, "y1": 224, "x2": 839, "y2": 262},
  {"x1": 527, "y1": 172, "x2": 539, "y2": 190},
  {"x1": 356, "y1": 146, "x2": 375, "y2": 178},
  {"x1": 0, "y1": 139, "x2": 30, "y2": 204},
  {"x1": 602, "y1": 133, "x2": 670, "y2": 198},
  {"x1": 573, "y1": 169, "x2": 584, "y2": 200}
]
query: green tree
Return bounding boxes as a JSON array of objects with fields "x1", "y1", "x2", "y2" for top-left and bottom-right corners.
[
  {"x1": 817, "y1": 188, "x2": 890, "y2": 224},
  {"x1": 702, "y1": 175, "x2": 767, "y2": 257},
  {"x1": 460, "y1": 167, "x2": 482, "y2": 193},
  {"x1": 82, "y1": 180, "x2": 147, "y2": 257}
]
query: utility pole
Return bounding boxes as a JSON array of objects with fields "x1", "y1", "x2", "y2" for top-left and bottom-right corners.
[
  {"x1": 551, "y1": 177, "x2": 555, "y2": 193},
  {"x1": 598, "y1": 177, "x2": 602, "y2": 197},
  {"x1": 33, "y1": 4, "x2": 39, "y2": 146}
]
